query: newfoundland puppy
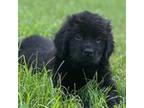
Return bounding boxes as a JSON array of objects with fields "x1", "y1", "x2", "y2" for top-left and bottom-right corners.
[{"x1": 19, "y1": 11, "x2": 119, "y2": 107}]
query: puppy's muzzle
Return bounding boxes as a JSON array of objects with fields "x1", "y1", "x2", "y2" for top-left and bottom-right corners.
[{"x1": 83, "y1": 48, "x2": 94, "y2": 57}]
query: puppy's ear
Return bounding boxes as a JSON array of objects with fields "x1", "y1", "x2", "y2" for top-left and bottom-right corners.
[
  {"x1": 54, "y1": 25, "x2": 69, "y2": 59},
  {"x1": 103, "y1": 21, "x2": 114, "y2": 62},
  {"x1": 104, "y1": 34, "x2": 114, "y2": 60}
]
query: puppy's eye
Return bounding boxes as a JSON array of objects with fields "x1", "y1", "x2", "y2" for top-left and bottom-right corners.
[
  {"x1": 96, "y1": 39, "x2": 102, "y2": 44},
  {"x1": 75, "y1": 35, "x2": 82, "y2": 41}
]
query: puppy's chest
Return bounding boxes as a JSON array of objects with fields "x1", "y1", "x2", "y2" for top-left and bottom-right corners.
[
  {"x1": 60, "y1": 63, "x2": 97, "y2": 80},
  {"x1": 59, "y1": 64, "x2": 97, "y2": 90}
]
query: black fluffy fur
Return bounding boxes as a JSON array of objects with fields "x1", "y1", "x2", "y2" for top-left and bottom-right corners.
[
  {"x1": 54, "y1": 11, "x2": 119, "y2": 107},
  {"x1": 19, "y1": 35, "x2": 56, "y2": 72}
]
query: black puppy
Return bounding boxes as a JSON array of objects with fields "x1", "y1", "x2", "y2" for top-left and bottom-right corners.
[
  {"x1": 54, "y1": 11, "x2": 119, "y2": 107},
  {"x1": 18, "y1": 11, "x2": 119, "y2": 108}
]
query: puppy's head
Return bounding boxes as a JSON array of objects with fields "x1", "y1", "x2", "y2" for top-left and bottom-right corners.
[{"x1": 54, "y1": 11, "x2": 114, "y2": 65}]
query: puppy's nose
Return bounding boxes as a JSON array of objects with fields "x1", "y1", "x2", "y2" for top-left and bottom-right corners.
[{"x1": 83, "y1": 48, "x2": 94, "y2": 57}]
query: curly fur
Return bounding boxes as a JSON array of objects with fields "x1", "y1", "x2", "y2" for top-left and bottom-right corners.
[{"x1": 54, "y1": 11, "x2": 119, "y2": 107}]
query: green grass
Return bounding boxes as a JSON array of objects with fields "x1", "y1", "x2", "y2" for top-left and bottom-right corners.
[{"x1": 18, "y1": 0, "x2": 126, "y2": 108}]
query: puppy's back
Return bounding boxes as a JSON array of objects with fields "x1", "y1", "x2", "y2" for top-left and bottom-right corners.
[{"x1": 19, "y1": 35, "x2": 56, "y2": 72}]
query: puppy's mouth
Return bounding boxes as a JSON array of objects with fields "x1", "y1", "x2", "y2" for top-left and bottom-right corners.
[
  {"x1": 80, "y1": 54, "x2": 101, "y2": 66},
  {"x1": 80, "y1": 56, "x2": 95, "y2": 64},
  {"x1": 69, "y1": 53, "x2": 99, "y2": 65}
]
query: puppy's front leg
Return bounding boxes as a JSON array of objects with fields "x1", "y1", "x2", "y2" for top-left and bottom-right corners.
[{"x1": 97, "y1": 64, "x2": 119, "y2": 108}]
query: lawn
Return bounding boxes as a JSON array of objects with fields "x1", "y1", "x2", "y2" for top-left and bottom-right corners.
[{"x1": 18, "y1": 0, "x2": 126, "y2": 108}]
